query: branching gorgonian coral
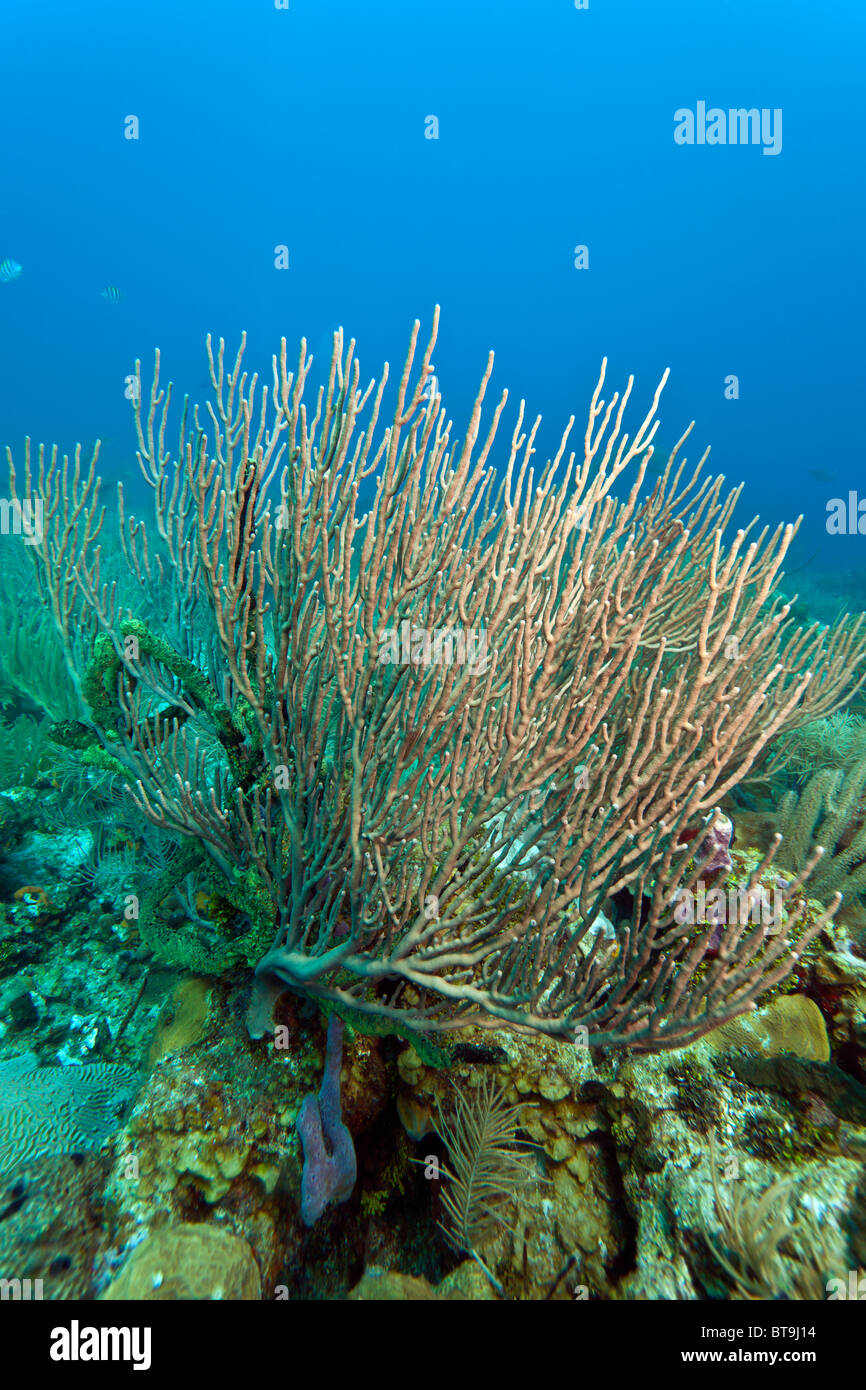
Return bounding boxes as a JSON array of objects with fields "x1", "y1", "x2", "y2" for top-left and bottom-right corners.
[{"x1": 7, "y1": 310, "x2": 865, "y2": 1045}]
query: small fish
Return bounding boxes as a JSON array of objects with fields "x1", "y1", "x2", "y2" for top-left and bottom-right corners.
[
  {"x1": 642, "y1": 443, "x2": 672, "y2": 478},
  {"x1": 807, "y1": 466, "x2": 836, "y2": 484},
  {"x1": 101, "y1": 285, "x2": 123, "y2": 303},
  {"x1": 0, "y1": 258, "x2": 22, "y2": 283}
]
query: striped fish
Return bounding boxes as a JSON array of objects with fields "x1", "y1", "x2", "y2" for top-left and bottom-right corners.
[
  {"x1": 101, "y1": 285, "x2": 123, "y2": 303},
  {"x1": 0, "y1": 258, "x2": 22, "y2": 283}
]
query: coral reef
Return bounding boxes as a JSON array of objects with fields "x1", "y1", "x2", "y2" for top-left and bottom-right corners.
[
  {"x1": 2, "y1": 319, "x2": 866, "y2": 1302},
  {"x1": 9, "y1": 319, "x2": 866, "y2": 1043}
]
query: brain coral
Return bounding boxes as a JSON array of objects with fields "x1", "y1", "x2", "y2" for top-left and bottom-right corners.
[
  {"x1": 0, "y1": 1052, "x2": 140, "y2": 1176},
  {"x1": 706, "y1": 995, "x2": 830, "y2": 1062}
]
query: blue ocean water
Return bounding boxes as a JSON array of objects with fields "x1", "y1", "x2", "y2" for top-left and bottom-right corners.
[
  {"x1": 1, "y1": 0, "x2": 866, "y2": 1326},
  {"x1": 1, "y1": 0, "x2": 864, "y2": 567}
]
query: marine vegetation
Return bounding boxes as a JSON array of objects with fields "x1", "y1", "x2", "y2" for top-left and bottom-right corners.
[
  {"x1": 738, "y1": 707, "x2": 866, "y2": 919},
  {"x1": 431, "y1": 1072, "x2": 533, "y2": 1293},
  {"x1": 7, "y1": 310, "x2": 866, "y2": 1048},
  {"x1": 704, "y1": 1132, "x2": 844, "y2": 1300}
]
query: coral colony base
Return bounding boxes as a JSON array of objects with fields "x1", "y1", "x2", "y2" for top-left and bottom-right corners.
[{"x1": 2, "y1": 313, "x2": 866, "y2": 1301}]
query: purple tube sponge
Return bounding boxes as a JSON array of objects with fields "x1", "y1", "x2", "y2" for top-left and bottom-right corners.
[
  {"x1": 696, "y1": 810, "x2": 734, "y2": 876},
  {"x1": 297, "y1": 1014, "x2": 357, "y2": 1226}
]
